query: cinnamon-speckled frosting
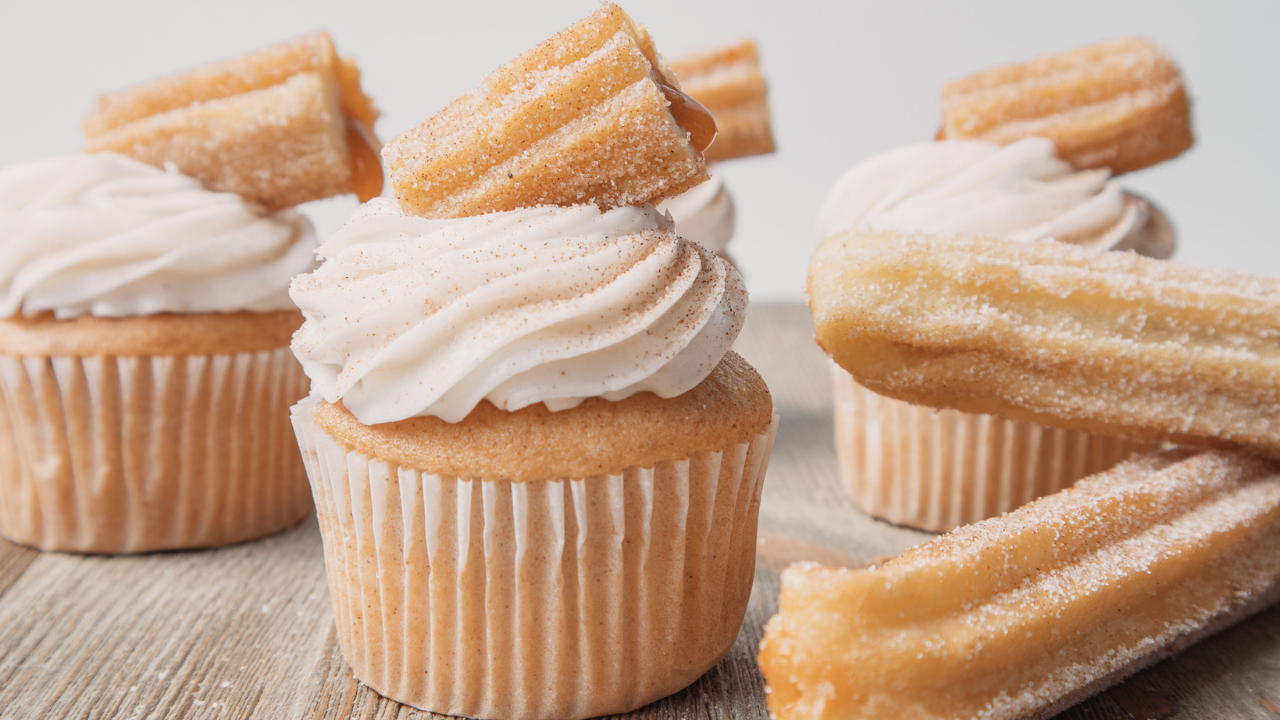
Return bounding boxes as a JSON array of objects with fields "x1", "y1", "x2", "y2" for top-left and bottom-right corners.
[
  {"x1": 0, "y1": 152, "x2": 317, "y2": 318},
  {"x1": 289, "y1": 198, "x2": 747, "y2": 424},
  {"x1": 817, "y1": 137, "x2": 1174, "y2": 257},
  {"x1": 657, "y1": 174, "x2": 734, "y2": 254}
]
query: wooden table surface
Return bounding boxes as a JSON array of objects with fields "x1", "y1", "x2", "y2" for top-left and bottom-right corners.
[{"x1": 1, "y1": 302, "x2": 1278, "y2": 719}]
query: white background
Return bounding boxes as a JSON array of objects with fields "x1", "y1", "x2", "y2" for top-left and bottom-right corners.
[{"x1": 3, "y1": 1, "x2": 1277, "y2": 302}]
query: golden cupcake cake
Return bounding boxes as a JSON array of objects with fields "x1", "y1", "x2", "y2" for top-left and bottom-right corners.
[
  {"x1": 0, "y1": 32, "x2": 380, "y2": 554},
  {"x1": 811, "y1": 37, "x2": 1193, "y2": 532},
  {"x1": 287, "y1": 5, "x2": 777, "y2": 719}
]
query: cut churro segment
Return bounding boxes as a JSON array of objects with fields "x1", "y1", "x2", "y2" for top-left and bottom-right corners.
[
  {"x1": 384, "y1": 2, "x2": 712, "y2": 219},
  {"x1": 939, "y1": 37, "x2": 1193, "y2": 174},
  {"x1": 83, "y1": 32, "x2": 382, "y2": 210},
  {"x1": 760, "y1": 449, "x2": 1280, "y2": 720},
  {"x1": 668, "y1": 38, "x2": 775, "y2": 162},
  {"x1": 808, "y1": 231, "x2": 1280, "y2": 457}
]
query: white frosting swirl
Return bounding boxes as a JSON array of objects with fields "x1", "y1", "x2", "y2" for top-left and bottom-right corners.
[
  {"x1": 290, "y1": 199, "x2": 747, "y2": 424},
  {"x1": 657, "y1": 174, "x2": 734, "y2": 253},
  {"x1": 817, "y1": 137, "x2": 1171, "y2": 256},
  {"x1": 0, "y1": 153, "x2": 317, "y2": 319}
]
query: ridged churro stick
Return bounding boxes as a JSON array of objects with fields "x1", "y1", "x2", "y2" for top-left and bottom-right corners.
[
  {"x1": 668, "y1": 38, "x2": 775, "y2": 162},
  {"x1": 760, "y1": 449, "x2": 1280, "y2": 720},
  {"x1": 809, "y1": 231, "x2": 1280, "y2": 457},
  {"x1": 84, "y1": 32, "x2": 382, "y2": 210},
  {"x1": 384, "y1": 2, "x2": 714, "y2": 219},
  {"x1": 940, "y1": 37, "x2": 1193, "y2": 174}
]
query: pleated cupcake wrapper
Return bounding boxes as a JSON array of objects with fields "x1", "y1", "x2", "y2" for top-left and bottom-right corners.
[
  {"x1": 0, "y1": 348, "x2": 313, "y2": 553},
  {"x1": 292, "y1": 396, "x2": 779, "y2": 720},
  {"x1": 832, "y1": 363, "x2": 1154, "y2": 533}
]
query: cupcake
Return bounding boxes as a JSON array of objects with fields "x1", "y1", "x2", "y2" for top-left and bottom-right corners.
[
  {"x1": 815, "y1": 137, "x2": 1177, "y2": 532},
  {"x1": 0, "y1": 32, "x2": 380, "y2": 554},
  {"x1": 288, "y1": 6, "x2": 777, "y2": 719}
]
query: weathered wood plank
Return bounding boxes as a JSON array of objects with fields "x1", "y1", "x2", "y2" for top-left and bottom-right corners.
[
  {"x1": 0, "y1": 537, "x2": 38, "y2": 598},
  {"x1": 0, "y1": 517, "x2": 334, "y2": 719},
  {"x1": 0, "y1": 303, "x2": 1275, "y2": 719},
  {"x1": 755, "y1": 531, "x2": 861, "y2": 571}
]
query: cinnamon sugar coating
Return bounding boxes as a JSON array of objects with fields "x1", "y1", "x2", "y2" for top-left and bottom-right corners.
[
  {"x1": 0, "y1": 311, "x2": 301, "y2": 356},
  {"x1": 808, "y1": 231, "x2": 1280, "y2": 457},
  {"x1": 384, "y1": 3, "x2": 711, "y2": 219},
  {"x1": 760, "y1": 449, "x2": 1280, "y2": 719},
  {"x1": 940, "y1": 37, "x2": 1193, "y2": 174},
  {"x1": 83, "y1": 32, "x2": 382, "y2": 210},
  {"x1": 668, "y1": 38, "x2": 776, "y2": 162},
  {"x1": 312, "y1": 352, "x2": 772, "y2": 482}
]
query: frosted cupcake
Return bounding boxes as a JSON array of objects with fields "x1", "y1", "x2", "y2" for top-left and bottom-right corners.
[
  {"x1": 0, "y1": 154, "x2": 316, "y2": 552},
  {"x1": 815, "y1": 137, "x2": 1173, "y2": 532},
  {"x1": 0, "y1": 33, "x2": 380, "y2": 553},
  {"x1": 289, "y1": 6, "x2": 777, "y2": 719}
]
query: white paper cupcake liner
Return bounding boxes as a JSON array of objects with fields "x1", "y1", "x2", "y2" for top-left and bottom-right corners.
[
  {"x1": 832, "y1": 363, "x2": 1153, "y2": 532},
  {"x1": 0, "y1": 348, "x2": 312, "y2": 553},
  {"x1": 292, "y1": 396, "x2": 779, "y2": 720}
]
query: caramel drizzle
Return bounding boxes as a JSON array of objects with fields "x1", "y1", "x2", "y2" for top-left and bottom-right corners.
[
  {"x1": 346, "y1": 117, "x2": 384, "y2": 202},
  {"x1": 652, "y1": 72, "x2": 718, "y2": 153}
]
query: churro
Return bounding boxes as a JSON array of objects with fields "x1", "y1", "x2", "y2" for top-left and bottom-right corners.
[
  {"x1": 809, "y1": 231, "x2": 1280, "y2": 456},
  {"x1": 84, "y1": 32, "x2": 381, "y2": 210},
  {"x1": 760, "y1": 449, "x2": 1280, "y2": 720},
  {"x1": 668, "y1": 38, "x2": 775, "y2": 162},
  {"x1": 384, "y1": 2, "x2": 713, "y2": 219},
  {"x1": 939, "y1": 37, "x2": 1193, "y2": 174}
]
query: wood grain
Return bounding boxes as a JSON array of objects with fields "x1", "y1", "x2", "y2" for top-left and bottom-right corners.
[
  {"x1": 0, "y1": 539, "x2": 37, "y2": 598},
  {"x1": 0, "y1": 303, "x2": 1276, "y2": 719}
]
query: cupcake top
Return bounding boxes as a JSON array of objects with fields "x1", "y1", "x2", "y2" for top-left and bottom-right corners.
[
  {"x1": 816, "y1": 137, "x2": 1174, "y2": 258},
  {"x1": 291, "y1": 199, "x2": 744, "y2": 425},
  {"x1": 291, "y1": 3, "x2": 749, "y2": 426},
  {"x1": 0, "y1": 153, "x2": 316, "y2": 319},
  {"x1": 656, "y1": 174, "x2": 735, "y2": 254}
]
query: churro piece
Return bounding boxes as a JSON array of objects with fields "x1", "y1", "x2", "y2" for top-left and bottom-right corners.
[
  {"x1": 384, "y1": 3, "x2": 713, "y2": 219},
  {"x1": 809, "y1": 231, "x2": 1280, "y2": 457},
  {"x1": 939, "y1": 37, "x2": 1193, "y2": 174},
  {"x1": 668, "y1": 38, "x2": 775, "y2": 162},
  {"x1": 760, "y1": 449, "x2": 1280, "y2": 720},
  {"x1": 84, "y1": 32, "x2": 382, "y2": 210}
]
